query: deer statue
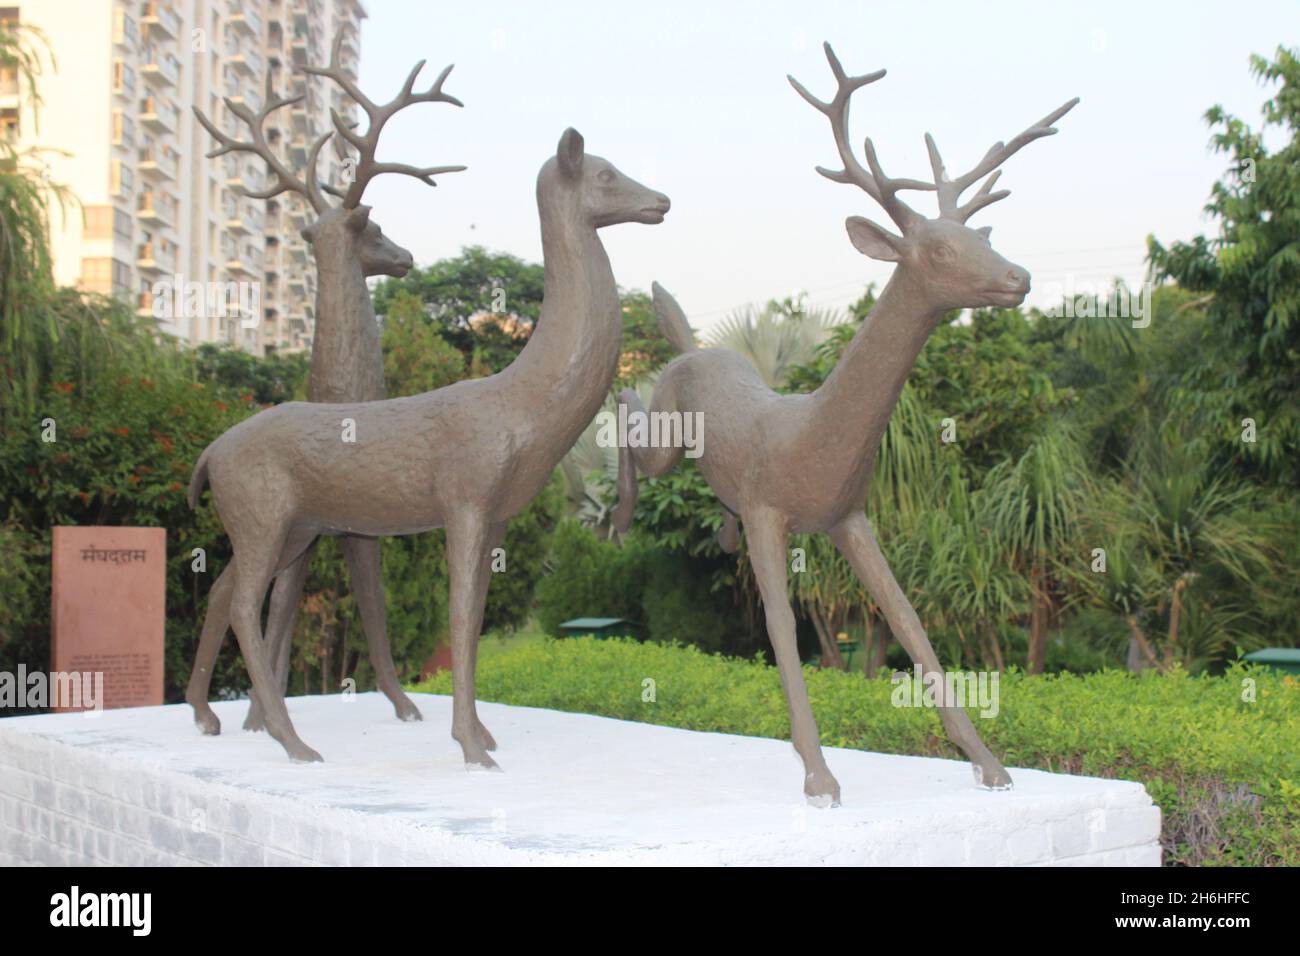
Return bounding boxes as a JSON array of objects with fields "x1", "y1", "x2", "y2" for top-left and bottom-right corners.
[
  {"x1": 612, "y1": 42, "x2": 1076, "y2": 805},
  {"x1": 187, "y1": 36, "x2": 464, "y2": 736},
  {"x1": 187, "y1": 127, "x2": 669, "y2": 763}
]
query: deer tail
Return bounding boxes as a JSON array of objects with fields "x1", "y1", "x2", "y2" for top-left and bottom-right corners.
[
  {"x1": 188, "y1": 444, "x2": 213, "y2": 510},
  {"x1": 652, "y1": 281, "x2": 697, "y2": 353}
]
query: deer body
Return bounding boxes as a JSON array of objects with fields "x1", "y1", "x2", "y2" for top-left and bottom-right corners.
[
  {"x1": 189, "y1": 128, "x2": 668, "y2": 764},
  {"x1": 615, "y1": 44, "x2": 1074, "y2": 805}
]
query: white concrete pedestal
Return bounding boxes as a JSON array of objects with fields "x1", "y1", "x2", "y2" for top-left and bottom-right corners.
[{"x1": 0, "y1": 692, "x2": 1160, "y2": 865}]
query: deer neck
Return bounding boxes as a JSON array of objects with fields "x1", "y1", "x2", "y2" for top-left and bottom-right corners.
[
  {"x1": 808, "y1": 266, "x2": 942, "y2": 474},
  {"x1": 503, "y1": 197, "x2": 621, "y2": 440},
  {"x1": 307, "y1": 237, "x2": 386, "y2": 404}
]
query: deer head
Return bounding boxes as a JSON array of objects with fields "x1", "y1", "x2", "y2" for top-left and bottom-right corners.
[
  {"x1": 539, "y1": 128, "x2": 670, "y2": 229},
  {"x1": 194, "y1": 30, "x2": 465, "y2": 278},
  {"x1": 790, "y1": 44, "x2": 1076, "y2": 312},
  {"x1": 301, "y1": 205, "x2": 414, "y2": 277}
]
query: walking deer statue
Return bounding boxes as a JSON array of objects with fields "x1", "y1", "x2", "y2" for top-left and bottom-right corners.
[
  {"x1": 613, "y1": 43, "x2": 1076, "y2": 805},
  {"x1": 188, "y1": 126, "x2": 669, "y2": 763},
  {"x1": 188, "y1": 35, "x2": 464, "y2": 734}
]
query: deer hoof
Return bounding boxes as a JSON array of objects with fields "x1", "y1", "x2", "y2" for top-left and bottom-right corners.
[
  {"x1": 286, "y1": 741, "x2": 324, "y2": 763},
  {"x1": 473, "y1": 719, "x2": 497, "y2": 751},
  {"x1": 192, "y1": 705, "x2": 221, "y2": 736},
  {"x1": 242, "y1": 708, "x2": 267, "y2": 733},
  {"x1": 393, "y1": 697, "x2": 423, "y2": 722},
  {"x1": 804, "y1": 768, "x2": 841, "y2": 808},
  {"x1": 973, "y1": 762, "x2": 1013, "y2": 791}
]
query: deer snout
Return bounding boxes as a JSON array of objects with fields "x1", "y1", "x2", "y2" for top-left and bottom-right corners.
[{"x1": 1004, "y1": 267, "x2": 1029, "y2": 295}]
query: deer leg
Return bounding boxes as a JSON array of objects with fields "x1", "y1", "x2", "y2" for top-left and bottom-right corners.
[
  {"x1": 227, "y1": 535, "x2": 322, "y2": 763},
  {"x1": 746, "y1": 507, "x2": 841, "y2": 806},
  {"x1": 187, "y1": 564, "x2": 234, "y2": 736},
  {"x1": 445, "y1": 511, "x2": 498, "y2": 769},
  {"x1": 612, "y1": 387, "x2": 686, "y2": 533},
  {"x1": 462, "y1": 521, "x2": 506, "y2": 752},
  {"x1": 341, "y1": 535, "x2": 423, "y2": 723},
  {"x1": 830, "y1": 512, "x2": 1011, "y2": 790},
  {"x1": 244, "y1": 541, "x2": 315, "y2": 732}
]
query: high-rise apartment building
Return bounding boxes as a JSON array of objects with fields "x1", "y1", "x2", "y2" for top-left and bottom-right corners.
[{"x1": 7, "y1": 0, "x2": 367, "y2": 355}]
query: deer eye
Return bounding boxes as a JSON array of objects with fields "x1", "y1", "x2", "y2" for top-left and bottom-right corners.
[
  {"x1": 932, "y1": 243, "x2": 955, "y2": 264},
  {"x1": 597, "y1": 169, "x2": 615, "y2": 184}
]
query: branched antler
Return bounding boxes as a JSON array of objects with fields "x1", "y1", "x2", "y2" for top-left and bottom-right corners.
[
  {"x1": 925, "y1": 98, "x2": 1079, "y2": 223},
  {"x1": 788, "y1": 43, "x2": 933, "y2": 232},
  {"x1": 194, "y1": 72, "x2": 331, "y2": 214},
  {"x1": 303, "y1": 29, "x2": 466, "y2": 208}
]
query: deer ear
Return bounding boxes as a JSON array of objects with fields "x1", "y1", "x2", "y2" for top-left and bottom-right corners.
[
  {"x1": 845, "y1": 216, "x2": 904, "y2": 262},
  {"x1": 346, "y1": 205, "x2": 372, "y2": 232},
  {"x1": 557, "y1": 127, "x2": 585, "y2": 179},
  {"x1": 976, "y1": 226, "x2": 993, "y2": 241}
]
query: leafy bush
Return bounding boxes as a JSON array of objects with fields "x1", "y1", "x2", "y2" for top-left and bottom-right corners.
[
  {"x1": 413, "y1": 638, "x2": 1299, "y2": 865},
  {"x1": 533, "y1": 519, "x2": 648, "y2": 636}
]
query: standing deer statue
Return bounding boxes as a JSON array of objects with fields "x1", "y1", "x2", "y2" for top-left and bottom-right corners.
[
  {"x1": 187, "y1": 127, "x2": 669, "y2": 763},
  {"x1": 613, "y1": 42, "x2": 1076, "y2": 805},
  {"x1": 187, "y1": 36, "x2": 464, "y2": 735}
]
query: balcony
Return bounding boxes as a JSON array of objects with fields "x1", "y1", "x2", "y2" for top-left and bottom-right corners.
[
  {"x1": 140, "y1": 51, "x2": 180, "y2": 88},
  {"x1": 137, "y1": 147, "x2": 177, "y2": 181},
  {"x1": 227, "y1": 7, "x2": 263, "y2": 37},
  {"x1": 225, "y1": 163, "x2": 252, "y2": 191},
  {"x1": 225, "y1": 47, "x2": 263, "y2": 78},
  {"x1": 142, "y1": 3, "x2": 180, "y2": 40},
  {"x1": 225, "y1": 203, "x2": 255, "y2": 234},
  {"x1": 137, "y1": 192, "x2": 174, "y2": 227},
  {"x1": 136, "y1": 242, "x2": 169, "y2": 273},
  {"x1": 138, "y1": 96, "x2": 177, "y2": 134},
  {"x1": 339, "y1": 30, "x2": 360, "y2": 61},
  {"x1": 224, "y1": 247, "x2": 257, "y2": 276},
  {"x1": 225, "y1": 90, "x2": 262, "y2": 115},
  {"x1": 137, "y1": 289, "x2": 156, "y2": 317}
]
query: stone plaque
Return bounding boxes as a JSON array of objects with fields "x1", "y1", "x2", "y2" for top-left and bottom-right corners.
[{"x1": 51, "y1": 527, "x2": 165, "y2": 712}]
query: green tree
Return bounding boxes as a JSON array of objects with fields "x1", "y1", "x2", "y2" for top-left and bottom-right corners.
[
  {"x1": 371, "y1": 246, "x2": 543, "y2": 372},
  {"x1": 1148, "y1": 46, "x2": 1300, "y2": 486}
]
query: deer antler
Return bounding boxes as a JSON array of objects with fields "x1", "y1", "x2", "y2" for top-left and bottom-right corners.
[
  {"x1": 303, "y1": 29, "x2": 466, "y2": 209},
  {"x1": 194, "y1": 72, "x2": 331, "y2": 214},
  {"x1": 924, "y1": 97, "x2": 1079, "y2": 223},
  {"x1": 788, "y1": 43, "x2": 933, "y2": 232}
]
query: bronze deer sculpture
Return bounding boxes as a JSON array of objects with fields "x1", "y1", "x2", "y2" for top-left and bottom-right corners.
[
  {"x1": 613, "y1": 43, "x2": 1076, "y2": 805},
  {"x1": 188, "y1": 37, "x2": 464, "y2": 735},
  {"x1": 188, "y1": 127, "x2": 669, "y2": 763}
]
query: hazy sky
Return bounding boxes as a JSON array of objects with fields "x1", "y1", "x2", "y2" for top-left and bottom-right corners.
[{"x1": 355, "y1": 0, "x2": 1294, "y2": 330}]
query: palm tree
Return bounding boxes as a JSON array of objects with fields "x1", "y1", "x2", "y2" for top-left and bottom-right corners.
[
  {"x1": 983, "y1": 418, "x2": 1091, "y2": 673},
  {"x1": 707, "y1": 298, "x2": 844, "y2": 389}
]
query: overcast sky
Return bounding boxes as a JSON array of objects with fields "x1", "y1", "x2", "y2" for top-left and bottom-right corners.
[{"x1": 355, "y1": 0, "x2": 1294, "y2": 331}]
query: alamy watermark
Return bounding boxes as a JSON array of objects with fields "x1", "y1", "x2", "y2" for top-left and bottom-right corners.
[
  {"x1": 595, "y1": 405, "x2": 704, "y2": 458},
  {"x1": 891, "y1": 665, "x2": 1000, "y2": 718},
  {"x1": 1041, "y1": 278, "x2": 1152, "y2": 329},
  {"x1": 0, "y1": 666, "x2": 104, "y2": 713},
  {"x1": 148, "y1": 274, "x2": 261, "y2": 329}
]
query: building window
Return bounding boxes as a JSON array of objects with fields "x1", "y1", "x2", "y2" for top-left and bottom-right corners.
[
  {"x1": 111, "y1": 159, "x2": 134, "y2": 197},
  {"x1": 79, "y1": 257, "x2": 113, "y2": 294},
  {"x1": 112, "y1": 60, "x2": 136, "y2": 96},
  {"x1": 0, "y1": 107, "x2": 17, "y2": 142},
  {"x1": 111, "y1": 110, "x2": 134, "y2": 148},
  {"x1": 114, "y1": 207, "x2": 134, "y2": 242},
  {"x1": 83, "y1": 206, "x2": 114, "y2": 240},
  {"x1": 112, "y1": 10, "x2": 137, "y2": 47},
  {"x1": 111, "y1": 259, "x2": 132, "y2": 295}
]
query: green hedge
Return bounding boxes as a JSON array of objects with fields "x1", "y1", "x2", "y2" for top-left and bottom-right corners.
[{"x1": 412, "y1": 637, "x2": 1300, "y2": 866}]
